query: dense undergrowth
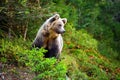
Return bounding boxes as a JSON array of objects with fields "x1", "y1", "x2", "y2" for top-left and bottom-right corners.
[
  {"x1": 62, "y1": 25, "x2": 120, "y2": 79},
  {"x1": 0, "y1": 25, "x2": 120, "y2": 79},
  {"x1": 0, "y1": 0, "x2": 120, "y2": 80}
]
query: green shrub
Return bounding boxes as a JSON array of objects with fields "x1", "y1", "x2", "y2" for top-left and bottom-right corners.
[
  {"x1": 61, "y1": 23, "x2": 120, "y2": 80},
  {"x1": 64, "y1": 23, "x2": 98, "y2": 49},
  {"x1": 20, "y1": 48, "x2": 67, "y2": 80},
  {"x1": 0, "y1": 38, "x2": 30, "y2": 64},
  {"x1": 0, "y1": 38, "x2": 67, "y2": 79}
]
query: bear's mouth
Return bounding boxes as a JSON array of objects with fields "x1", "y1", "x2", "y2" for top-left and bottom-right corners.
[{"x1": 56, "y1": 30, "x2": 65, "y2": 34}]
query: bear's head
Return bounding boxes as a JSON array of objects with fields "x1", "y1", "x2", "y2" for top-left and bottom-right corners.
[
  {"x1": 42, "y1": 14, "x2": 67, "y2": 38},
  {"x1": 49, "y1": 14, "x2": 67, "y2": 34}
]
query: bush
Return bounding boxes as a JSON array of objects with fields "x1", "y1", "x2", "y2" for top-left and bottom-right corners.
[
  {"x1": 0, "y1": 38, "x2": 67, "y2": 80},
  {"x1": 61, "y1": 24, "x2": 120, "y2": 80},
  {"x1": 20, "y1": 48, "x2": 67, "y2": 80},
  {"x1": 0, "y1": 38, "x2": 30, "y2": 64},
  {"x1": 64, "y1": 23, "x2": 98, "y2": 50}
]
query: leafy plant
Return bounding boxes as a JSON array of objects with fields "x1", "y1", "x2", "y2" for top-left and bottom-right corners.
[{"x1": 21, "y1": 48, "x2": 67, "y2": 80}]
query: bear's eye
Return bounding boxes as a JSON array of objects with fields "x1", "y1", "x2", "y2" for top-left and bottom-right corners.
[{"x1": 58, "y1": 24, "x2": 62, "y2": 27}]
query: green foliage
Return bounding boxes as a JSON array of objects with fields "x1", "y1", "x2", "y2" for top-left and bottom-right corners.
[
  {"x1": 0, "y1": 38, "x2": 30, "y2": 64},
  {"x1": 0, "y1": 0, "x2": 120, "y2": 80},
  {"x1": 64, "y1": 23, "x2": 98, "y2": 49},
  {"x1": 61, "y1": 24, "x2": 120, "y2": 80},
  {"x1": 0, "y1": 38, "x2": 67, "y2": 79},
  {"x1": 21, "y1": 48, "x2": 67, "y2": 80},
  {"x1": 66, "y1": 0, "x2": 120, "y2": 60}
]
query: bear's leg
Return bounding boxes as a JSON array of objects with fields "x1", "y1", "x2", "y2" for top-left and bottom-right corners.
[
  {"x1": 32, "y1": 37, "x2": 44, "y2": 48},
  {"x1": 44, "y1": 46, "x2": 59, "y2": 58},
  {"x1": 44, "y1": 39, "x2": 60, "y2": 58}
]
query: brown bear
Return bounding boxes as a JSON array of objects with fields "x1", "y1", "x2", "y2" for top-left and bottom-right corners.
[{"x1": 32, "y1": 14, "x2": 67, "y2": 58}]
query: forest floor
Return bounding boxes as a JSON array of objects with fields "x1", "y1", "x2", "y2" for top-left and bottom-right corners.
[{"x1": 0, "y1": 63, "x2": 35, "y2": 80}]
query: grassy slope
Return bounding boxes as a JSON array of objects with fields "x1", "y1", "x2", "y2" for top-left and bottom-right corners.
[
  {"x1": 0, "y1": 24, "x2": 120, "y2": 80},
  {"x1": 61, "y1": 24, "x2": 120, "y2": 80}
]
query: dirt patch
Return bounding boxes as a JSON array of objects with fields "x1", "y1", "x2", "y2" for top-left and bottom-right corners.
[{"x1": 0, "y1": 63, "x2": 35, "y2": 80}]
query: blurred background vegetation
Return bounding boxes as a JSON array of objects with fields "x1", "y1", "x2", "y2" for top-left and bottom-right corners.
[{"x1": 0, "y1": 0, "x2": 120, "y2": 80}]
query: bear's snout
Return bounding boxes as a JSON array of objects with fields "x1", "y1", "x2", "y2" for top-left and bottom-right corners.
[
  {"x1": 62, "y1": 30, "x2": 66, "y2": 33},
  {"x1": 56, "y1": 29, "x2": 66, "y2": 34}
]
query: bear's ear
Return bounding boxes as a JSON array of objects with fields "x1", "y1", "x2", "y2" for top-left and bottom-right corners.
[
  {"x1": 62, "y1": 18, "x2": 67, "y2": 24},
  {"x1": 49, "y1": 14, "x2": 60, "y2": 23},
  {"x1": 54, "y1": 14, "x2": 60, "y2": 20}
]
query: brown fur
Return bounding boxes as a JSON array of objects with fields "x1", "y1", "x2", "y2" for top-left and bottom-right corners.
[
  {"x1": 42, "y1": 29, "x2": 59, "y2": 48},
  {"x1": 32, "y1": 14, "x2": 67, "y2": 58}
]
